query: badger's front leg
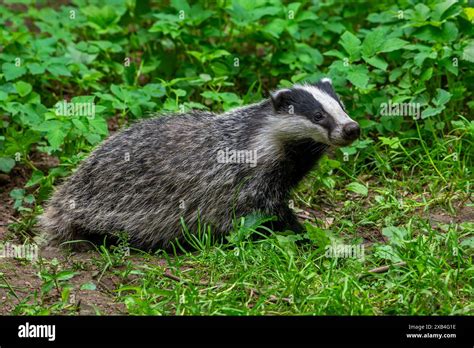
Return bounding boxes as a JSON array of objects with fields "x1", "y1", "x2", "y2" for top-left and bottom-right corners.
[{"x1": 271, "y1": 205, "x2": 305, "y2": 233}]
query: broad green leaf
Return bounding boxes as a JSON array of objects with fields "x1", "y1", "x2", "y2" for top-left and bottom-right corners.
[
  {"x1": 2, "y1": 63, "x2": 27, "y2": 81},
  {"x1": 28, "y1": 63, "x2": 45, "y2": 75},
  {"x1": 0, "y1": 157, "x2": 15, "y2": 173},
  {"x1": 304, "y1": 222, "x2": 331, "y2": 250},
  {"x1": 422, "y1": 106, "x2": 445, "y2": 118},
  {"x1": 47, "y1": 128, "x2": 66, "y2": 150},
  {"x1": 25, "y1": 170, "x2": 45, "y2": 187},
  {"x1": 23, "y1": 194, "x2": 35, "y2": 204},
  {"x1": 440, "y1": 21, "x2": 458, "y2": 42},
  {"x1": 420, "y1": 67, "x2": 433, "y2": 81},
  {"x1": 379, "y1": 136, "x2": 400, "y2": 149},
  {"x1": 361, "y1": 28, "x2": 389, "y2": 57},
  {"x1": 46, "y1": 64, "x2": 72, "y2": 77},
  {"x1": 460, "y1": 236, "x2": 474, "y2": 249},
  {"x1": 56, "y1": 271, "x2": 78, "y2": 281},
  {"x1": 9, "y1": 188, "x2": 25, "y2": 200},
  {"x1": 80, "y1": 282, "x2": 97, "y2": 290},
  {"x1": 382, "y1": 226, "x2": 409, "y2": 245},
  {"x1": 347, "y1": 70, "x2": 369, "y2": 89},
  {"x1": 262, "y1": 18, "x2": 286, "y2": 39},
  {"x1": 88, "y1": 116, "x2": 108, "y2": 135},
  {"x1": 170, "y1": 0, "x2": 191, "y2": 12},
  {"x1": 340, "y1": 31, "x2": 361, "y2": 61},
  {"x1": 462, "y1": 40, "x2": 474, "y2": 62},
  {"x1": 431, "y1": 0, "x2": 458, "y2": 21},
  {"x1": 464, "y1": 7, "x2": 474, "y2": 21},
  {"x1": 374, "y1": 244, "x2": 403, "y2": 262},
  {"x1": 380, "y1": 38, "x2": 409, "y2": 53},
  {"x1": 433, "y1": 89, "x2": 452, "y2": 106},
  {"x1": 14, "y1": 81, "x2": 32, "y2": 97},
  {"x1": 363, "y1": 55, "x2": 388, "y2": 70},
  {"x1": 346, "y1": 182, "x2": 368, "y2": 196}
]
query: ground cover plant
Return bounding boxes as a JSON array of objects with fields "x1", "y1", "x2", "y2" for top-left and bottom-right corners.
[{"x1": 0, "y1": 0, "x2": 473, "y2": 315}]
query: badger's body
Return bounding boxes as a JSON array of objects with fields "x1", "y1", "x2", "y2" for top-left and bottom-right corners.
[{"x1": 39, "y1": 79, "x2": 359, "y2": 250}]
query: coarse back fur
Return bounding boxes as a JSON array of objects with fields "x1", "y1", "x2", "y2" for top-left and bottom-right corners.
[{"x1": 39, "y1": 80, "x2": 358, "y2": 250}]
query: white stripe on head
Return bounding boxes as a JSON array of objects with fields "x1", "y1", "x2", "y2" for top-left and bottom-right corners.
[
  {"x1": 270, "y1": 88, "x2": 291, "y2": 99},
  {"x1": 294, "y1": 83, "x2": 353, "y2": 126},
  {"x1": 321, "y1": 77, "x2": 332, "y2": 84}
]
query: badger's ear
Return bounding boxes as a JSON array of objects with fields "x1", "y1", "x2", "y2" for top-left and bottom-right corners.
[
  {"x1": 270, "y1": 88, "x2": 292, "y2": 113},
  {"x1": 320, "y1": 77, "x2": 333, "y2": 85}
]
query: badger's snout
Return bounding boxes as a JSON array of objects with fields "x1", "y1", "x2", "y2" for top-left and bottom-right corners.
[
  {"x1": 328, "y1": 121, "x2": 360, "y2": 146},
  {"x1": 342, "y1": 122, "x2": 360, "y2": 141}
]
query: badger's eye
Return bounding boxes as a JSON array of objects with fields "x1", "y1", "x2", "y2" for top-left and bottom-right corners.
[{"x1": 313, "y1": 112, "x2": 324, "y2": 121}]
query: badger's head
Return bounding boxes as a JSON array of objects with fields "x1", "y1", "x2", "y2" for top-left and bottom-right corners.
[{"x1": 269, "y1": 78, "x2": 360, "y2": 147}]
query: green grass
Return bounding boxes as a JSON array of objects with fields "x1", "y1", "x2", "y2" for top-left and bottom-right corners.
[
  {"x1": 7, "y1": 152, "x2": 472, "y2": 316},
  {"x1": 110, "y1": 179, "x2": 472, "y2": 316}
]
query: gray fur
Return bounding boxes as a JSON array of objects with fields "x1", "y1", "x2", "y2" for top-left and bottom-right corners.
[{"x1": 39, "y1": 80, "x2": 358, "y2": 250}]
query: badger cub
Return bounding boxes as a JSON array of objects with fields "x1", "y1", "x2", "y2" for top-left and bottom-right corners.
[{"x1": 39, "y1": 78, "x2": 360, "y2": 250}]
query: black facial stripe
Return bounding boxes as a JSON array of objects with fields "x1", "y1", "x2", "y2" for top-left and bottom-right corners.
[
  {"x1": 318, "y1": 112, "x2": 336, "y2": 135},
  {"x1": 270, "y1": 84, "x2": 341, "y2": 136},
  {"x1": 273, "y1": 89, "x2": 323, "y2": 116}
]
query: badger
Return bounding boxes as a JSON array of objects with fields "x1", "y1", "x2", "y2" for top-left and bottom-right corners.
[{"x1": 39, "y1": 78, "x2": 360, "y2": 250}]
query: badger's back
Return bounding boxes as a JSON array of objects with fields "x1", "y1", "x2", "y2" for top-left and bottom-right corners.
[{"x1": 41, "y1": 108, "x2": 276, "y2": 249}]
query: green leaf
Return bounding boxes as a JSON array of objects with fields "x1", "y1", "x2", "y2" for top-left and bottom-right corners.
[
  {"x1": 347, "y1": 70, "x2": 369, "y2": 89},
  {"x1": 14, "y1": 81, "x2": 32, "y2": 97},
  {"x1": 88, "y1": 117, "x2": 108, "y2": 135},
  {"x1": 433, "y1": 89, "x2": 452, "y2": 106},
  {"x1": 462, "y1": 40, "x2": 474, "y2": 62},
  {"x1": 346, "y1": 182, "x2": 368, "y2": 196},
  {"x1": 56, "y1": 271, "x2": 78, "y2": 281},
  {"x1": 431, "y1": 0, "x2": 458, "y2": 21},
  {"x1": 2, "y1": 63, "x2": 27, "y2": 81},
  {"x1": 361, "y1": 28, "x2": 389, "y2": 57},
  {"x1": 80, "y1": 282, "x2": 97, "y2": 290},
  {"x1": 460, "y1": 236, "x2": 474, "y2": 249},
  {"x1": 382, "y1": 226, "x2": 409, "y2": 246},
  {"x1": 379, "y1": 136, "x2": 401, "y2": 149},
  {"x1": 28, "y1": 63, "x2": 45, "y2": 75},
  {"x1": 440, "y1": 21, "x2": 458, "y2": 42},
  {"x1": 47, "y1": 128, "x2": 66, "y2": 150},
  {"x1": 46, "y1": 64, "x2": 72, "y2": 77},
  {"x1": 340, "y1": 31, "x2": 361, "y2": 60},
  {"x1": 262, "y1": 18, "x2": 286, "y2": 39},
  {"x1": 420, "y1": 67, "x2": 433, "y2": 81},
  {"x1": 0, "y1": 157, "x2": 15, "y2": 173},
  {"x1": 10, "y1": 188, "x2": 25, "y2": 200},
  {"x1": 25, "y1": 170, "x2": 45, "y2": 187},
  {"x1": 374, "y1": 244, "x2": 403, "y2": 263},
  {"x1": 304, "y1": 222, "x2": 331, "y2": 251},
  {"x1": 422, "y1": 106, "x2": 445, "y2": 118},
  {"x1": 66, "y1": 45, "x2": 98, "y2": 65},
  {"x1": 72, "y1": 118, "x2": 88, "y2": 133},
  {"x1": 380, "y1": 38, "x2": 409, "y2": 53},
  {"x1": 363, "y1": 55, "x2": 388, "y2": 70},
  {"x1": 24, "y1": 194, "x2": 35, "y2": 204}
]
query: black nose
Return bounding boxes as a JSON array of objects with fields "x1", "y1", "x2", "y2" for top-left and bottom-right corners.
[{"x1": 342, "y1": 123, "x2": 360, "y2": 140}]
